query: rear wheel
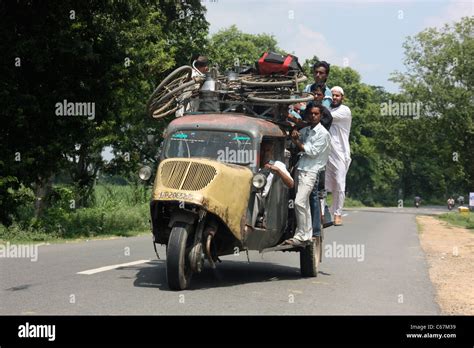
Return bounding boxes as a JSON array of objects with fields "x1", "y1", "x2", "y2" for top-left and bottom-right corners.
[
  {"x1": 319, "y1": 231, "x2": 323, "y2": 263},
  {"x1": 300, "y1": 238, "x2": 321, "y2": 277},
  {"x1": 166, "y1": 225, "x2": 193, "y2": 290}
]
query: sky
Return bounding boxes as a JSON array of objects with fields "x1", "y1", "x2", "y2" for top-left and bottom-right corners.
[{"x1": 203, "y1": 0, "x2": 473, "y2": 92}]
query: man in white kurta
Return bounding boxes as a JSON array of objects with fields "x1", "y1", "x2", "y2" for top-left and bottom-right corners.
[{"x1": 325, "y1": 86, "x2": 352, "y2": 225}]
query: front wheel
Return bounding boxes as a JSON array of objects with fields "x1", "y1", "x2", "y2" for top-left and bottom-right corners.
[{"x1": 166, "y1": 225, "x2": 193, "y2": 290}]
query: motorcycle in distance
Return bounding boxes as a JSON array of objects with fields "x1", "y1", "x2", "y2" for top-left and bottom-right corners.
[{"x1": 414, "y1": 196, "x2": 421, "y2": 208}]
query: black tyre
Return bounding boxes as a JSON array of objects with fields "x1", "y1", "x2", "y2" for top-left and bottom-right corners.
[
  {"x1": 319, "y1": 211, "x2": 324, "y2": 263},
  {"x1": 300, "y1": 238, "x2": 320, "y2": 277},
  {"x1": 166, "y1": 225, "x2": 193, "y2": 290},
  {"x1": 319, "y1": 232, "x2": 323, "y2": 263}
]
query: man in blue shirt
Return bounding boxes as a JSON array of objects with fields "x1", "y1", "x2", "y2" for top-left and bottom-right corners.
[
  {"x1": 287, "y1": 84, "x2": 332, "y2": 130},
  {"x1": 304, "y1": 62, "x2": 333, "y2": 236},
  {"x1": 304, "y1": 61, "x2": 332, "y2": 108},
  {"x1": 310, "y1": 83, "x2": 333, "y2": 130}
]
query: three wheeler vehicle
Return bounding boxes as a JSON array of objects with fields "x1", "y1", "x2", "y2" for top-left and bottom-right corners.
[{"x1": 145, "y1": 55, "x2": 329, "y2": 290}]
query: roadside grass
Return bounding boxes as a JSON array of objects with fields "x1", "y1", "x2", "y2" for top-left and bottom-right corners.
[
  {"x1": 0, "y1": 184, "x2": 152, "y2": 244},
  {"x1": 326, "y1": 195, "x2": 366, "y2": 208},
  {"x1": 416, "y1": 217, "x2": 424, "y2": 234},
  {"x1": 344, "y1": 197, "x2": 368, "y2": 207},
  {"x1": 437, "y1": 212, "x2": 474, "y2": 230}
]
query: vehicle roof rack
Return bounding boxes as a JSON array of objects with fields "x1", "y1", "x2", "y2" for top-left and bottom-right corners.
[{"x1": 147, "y1": 65, "x2": 312, "y2": 130}]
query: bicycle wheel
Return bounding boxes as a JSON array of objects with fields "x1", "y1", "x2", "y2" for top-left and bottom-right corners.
[
  {"x1": 150, "y1": 98, "x2": 179, "y2": 119},
  {"x1": 150, "y1": 66, "x2": 192, "y2": 100},
  {"x1": 247, "y1": 92, "x2": 314, "y2": 104},
  {"x1": 160, "y1": 78, "x2": 202, "y2": 102},
  {"x1": 241, "y1": 74, "x2": 307, "y2": 87},
  {"x1": 147, "y1": 66, "x2": 193, "y2": 117},
  {"x1": 151, "y1": 106, "x2": 179, "y2": 120},
  {"x1": 148, "y1": 79, "x2": 202, "y2": 118}
]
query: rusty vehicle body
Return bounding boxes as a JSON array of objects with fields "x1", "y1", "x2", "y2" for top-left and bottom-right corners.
[{"x1": 149, "y1": 113, "x2": 322, "y2": 290}]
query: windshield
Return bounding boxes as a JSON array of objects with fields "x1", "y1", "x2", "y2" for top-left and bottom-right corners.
[{"x1": 165, "y1": 130, "x2": 256, "y2": 166}]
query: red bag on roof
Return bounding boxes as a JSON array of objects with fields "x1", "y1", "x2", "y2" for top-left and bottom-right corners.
[{"x1": 256, "y1": 52, "x2": 302, "y2": 76}]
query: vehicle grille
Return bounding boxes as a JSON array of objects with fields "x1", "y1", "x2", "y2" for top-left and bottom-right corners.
[{"x1": 160, "y1": 161, "x2": 217, "y2": 191}]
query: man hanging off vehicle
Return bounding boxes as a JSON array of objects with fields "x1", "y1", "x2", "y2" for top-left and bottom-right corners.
[
  {"x1": 325, "y1": 86, "x2": 352, "y2": 226},
  {"x1": 283, "y1": 104, "x2": 331, "y2": 246},
  {"x1": 304, "y1": 61, "x2": 332, "y2": 108}
]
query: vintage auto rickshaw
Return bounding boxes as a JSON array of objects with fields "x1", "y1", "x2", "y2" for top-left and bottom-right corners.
[{"x1": 146, "y1": 54, "x2": 326, "y2": 290}]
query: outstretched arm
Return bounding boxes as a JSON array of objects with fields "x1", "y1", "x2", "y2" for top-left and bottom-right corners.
[{"x1": 264, "y1": 163, "x2": 294, "y2": 189}]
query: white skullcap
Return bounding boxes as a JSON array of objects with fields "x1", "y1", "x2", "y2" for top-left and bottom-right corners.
[{"x1": 331, "y1": 86, "x2": 344, "y2": 95}]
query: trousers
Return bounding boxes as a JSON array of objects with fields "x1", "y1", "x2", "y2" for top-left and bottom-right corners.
[{"x1": 294, "y1": 170, "x2": 318, "y2": 241}]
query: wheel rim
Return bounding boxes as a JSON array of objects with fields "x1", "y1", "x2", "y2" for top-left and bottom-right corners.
[
  {"x1": 147, "y1": 66, "x2": 193, "y2": 118},
  {"x1": 241, "y1": 74, "x2": 307, "y2": 87}
]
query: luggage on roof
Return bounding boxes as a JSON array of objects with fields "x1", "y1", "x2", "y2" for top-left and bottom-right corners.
[{"x1": 256, "y1": 52, "x2": 303, "y2": 76}]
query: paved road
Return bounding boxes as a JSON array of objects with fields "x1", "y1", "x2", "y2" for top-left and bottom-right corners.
[{"x1": 0, "y1": 208, "x2": 441, "y2": 315}]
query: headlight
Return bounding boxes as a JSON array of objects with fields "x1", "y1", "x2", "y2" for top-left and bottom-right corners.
[
  {"x1": 138, "y1": 166, "x2": 152, "y2": 181},
  {"x1": 252, "y1": 173, "x2": 267, "y2": 189}
]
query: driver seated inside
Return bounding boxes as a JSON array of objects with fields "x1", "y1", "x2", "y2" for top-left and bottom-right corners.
[{"x1": 252, "y1": 142, "x2": 294, "y2": 228}]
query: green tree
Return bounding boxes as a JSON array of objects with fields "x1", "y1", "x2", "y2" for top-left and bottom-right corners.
[
  {"x1": 323, "y1": 65, "x2": 402, "y2": 204},
  {"x1": 301, "y1": 55, "x2": 320, "y2": 80},
  {"x1": 391, "y1": 16, "x2": 474, "y2": 198},
  {"x1": 207, "y1": 25, "x2": 283, "y2": 71},
  {"x1": 106, "y1": 0, "x2": 209, "y2": 185},
  {"x1": 0, "y1": 0, "x2": 209, "y2": 223}
]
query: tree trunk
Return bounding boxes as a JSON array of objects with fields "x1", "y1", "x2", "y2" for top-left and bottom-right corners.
[{"x1": 34, "y1": 174, "x2": 54, "y2": 218}]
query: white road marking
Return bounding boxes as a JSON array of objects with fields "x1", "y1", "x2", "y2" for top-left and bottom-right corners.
[
  {"x1": 342, "y1": 214, "x2": 348, "y2": 217},
  {"x1": 77, "y1": 259, "x2": 151, "y2": 275}
]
